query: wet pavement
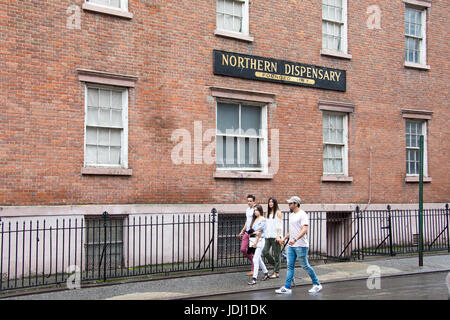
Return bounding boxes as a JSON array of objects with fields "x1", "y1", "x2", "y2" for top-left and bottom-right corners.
[
  {"x1": 191, "y1": 271, "x2": 450, "y2": 300},
  {"x1": 1, "y1": 254, "x2": 449, "y2": 300}
]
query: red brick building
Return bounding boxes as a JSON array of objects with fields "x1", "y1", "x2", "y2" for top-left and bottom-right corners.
[{"x1": 1, "y1": 0, "x2": 448, "y2": 218}]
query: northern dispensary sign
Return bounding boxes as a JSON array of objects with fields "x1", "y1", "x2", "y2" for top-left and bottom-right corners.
[{"x1": 213, "y1": 50, "x2": 346, "y2": 92}]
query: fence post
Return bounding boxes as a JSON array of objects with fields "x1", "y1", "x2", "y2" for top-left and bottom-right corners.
[
  {"x1": 211, "y1": 208, "x2": 217, "y2": 272},
  {"x1": 418, "y1": 135, "x2": 424, "y2": 267},
  {"x1": 356, "y1": 206, "x2": 361, "y2": 260},
  {"x1": 387, "y1": 205, "x2": 394, "y2": 256},
  {"x1": 102, "y1": 211, "x2": 109, "y2": 282},
  {"x1": 446, "y1": 204, "x2": 449, "y2": 253}
]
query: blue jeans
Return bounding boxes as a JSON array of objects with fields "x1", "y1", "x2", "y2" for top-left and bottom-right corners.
[{"x1": 285, "y1": 246, "x2": 320, "y2": 288}]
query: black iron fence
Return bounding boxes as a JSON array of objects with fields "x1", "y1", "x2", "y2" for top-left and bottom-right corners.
[{"x1": 0, "y1": 204, "x2": 448, "y2": 292}]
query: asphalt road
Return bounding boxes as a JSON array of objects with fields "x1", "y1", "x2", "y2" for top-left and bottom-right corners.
[{"x1": 191, "y1": 271, "x2": 450, "y2": 300}]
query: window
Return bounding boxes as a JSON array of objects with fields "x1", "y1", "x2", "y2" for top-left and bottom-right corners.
[
  {"x1": 86, "y1": 0, "x2": 128, "y2": 11},
  {"x1": 83, "y1": 0, "x2": 132, "y2": 19},
  {"x1": 85, "y1": 216, "x2": 124, "y2": 272},
  {"x1": 322, "y1": 0, "x2": 349, "y2": 55},
  {"x1": 216, "y1": 0, "x2": 252, "y2": 41},
  {"x1": 216, "y1": 101, "x2": 267, "y2": 171},
  {"x1": 85, "y1": 85, "x2": 128, "y2": 168},
  {"x1": 404, "y1": 7, "x2": 426, "y2": 64},
  {"x1": 405, "y1": 119, "x2": 427, "y2": 176},
  {"x1": 323, "y1": 112, "x2": 348, "y2": 176},
  {"x1": 403, "y1": 1, "x2": 430, "y2": 69}
]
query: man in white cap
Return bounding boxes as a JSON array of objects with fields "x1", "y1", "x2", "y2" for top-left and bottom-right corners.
[{"x1": 275, "y1": 196, "x2": 322, "y2": 294}]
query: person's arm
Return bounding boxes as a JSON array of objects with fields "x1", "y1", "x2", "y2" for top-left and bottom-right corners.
[
  {"x1": 288, "y1": 225, "x2": 308, "y2": 245},
  {"x1": 276, "y1": 210, "x2": 283, "y2": 243},
  {"x1": 252, "y1": 230, "x2": 262, "y2": 248},
  {"x1": 238, "y1": 222, "x2": 247, "y2": 239}
]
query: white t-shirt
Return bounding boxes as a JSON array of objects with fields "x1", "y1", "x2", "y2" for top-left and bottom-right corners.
[
  {"x1": 245, "y1": 207, "x2": 254, "y2": 232},
  {"x1": 288, "y1": 209, "x2": 309, "y2": 247}
]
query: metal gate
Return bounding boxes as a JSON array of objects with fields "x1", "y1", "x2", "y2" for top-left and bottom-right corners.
[{"x1": 338, "y1": 205, "x2": 449, "y2": 260}]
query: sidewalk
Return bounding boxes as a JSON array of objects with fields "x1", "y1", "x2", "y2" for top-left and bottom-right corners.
[{"x1": 2, "y1": 253, "x2": 449, "y2": 300}]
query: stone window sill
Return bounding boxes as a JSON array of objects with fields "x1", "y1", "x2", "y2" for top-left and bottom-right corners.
[
  {"x1": 82, "y1": 3, "x2": 133, "y2": 19},
  {"x1": 405, "y1": 176, "x2": 432, "y2": 183},
  {"x1": 320, "y1": 49, "x2": 352, "y2": 60},
  {"x1": 81, "y1": 167, "x2": 133, "y2": 176},
  {"x1": 214, "y1": 29, "x2": 254, "y2": 42},
  {"x1": 404, "y1": 61, "x2": 430, "y2": 70},
  {"x1": 321, "y1": 175, "x2": 353, "y2": 182},
  {"x1": 214, "y1": 171, "x2": 273, "y2": 179}
]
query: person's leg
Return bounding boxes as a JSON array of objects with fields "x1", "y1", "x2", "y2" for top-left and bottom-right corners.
[
  {"x1": 284, "y1": 246, "x2": 297, "y2": 289},
  {"x1": 272, "y1": 240, "x2": 282, "y2": 274},
  {"x1": 258, "y1": 239, "x2": 268, "y2": 276},
  {"x1": 262, "y1": 238, "x2": 275, "y2": 267},
  {"x1": 252, "y1": 246, "x2": 262, "y2": 279},
  {"x1": 298, "y1": 247, "x2": 320, "y2": 285},
  {"x1": 240, "y1": 233, "x2": 254, "y2": 271}
]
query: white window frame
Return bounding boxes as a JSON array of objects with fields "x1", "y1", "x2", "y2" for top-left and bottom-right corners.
[
  {"x1": 215, "y1": 100, "x2": 268, "y2": 173},
  {"x1": 403, "y1": 1, "x2": 430, "y2": 69},
  {"x1": 84, "y1": 84, "x2": 129, "y2": 169},
  {"x1": 322, "y1": 111, "x2": 349, "y2": 176},
  {"x1": 85, "y1": 0, "x2": 129, "y2": 11},
  {"x1": 404, "y1": 6, "x2": 427, "y2": 65},
  {"x1": 321, "y1": 0, "x2": 350, "y2": 57},
  {"x1": 405, "y1": 119, "x2": 428, "y2": 177},
  {"x1": 215, "y1": 0, "x2": 253, "y2": 42}
]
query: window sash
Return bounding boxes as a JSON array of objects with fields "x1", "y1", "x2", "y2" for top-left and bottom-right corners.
[
  {"x1": 323, "y1": 112, "x2": 347, "y2": 175},
  {"x1": 404, "y1": 6, "x2": 426, "y2": 64},
  {"x1": 216, "y1": 102, "x2": 265, "y2": 170},
  {"x1": 216, "y1": 0, "x2": 248, "y2": 34},
  {"x1": 86, "y1": 0, "x2": 127, "y2": 10},
  {"x1": 85, "y1": 85, "x2": 127, "y2": 167},
  {"x1": 322, "y1": 0, "x2": 347, "y2": 53},
  {"x1": 406, "y1": 149, "x2": 420, "y2": 175},
  {"x1": 216, "y1": 136, "x2": 262, "y2": 169},
  {"x1": 405, "y1": 36, "x2": 421, "y2": 63},
  {"x1": 323, "y1": 113, "x2": 344, "y2": 144},
  {"x1": 323, "y1": 145, "x2": 344, "y2": 174},
  {"x1": 405, "y1": 7, "x2": 422, "y2": 37},
  {"x1": 322, "y1": 0, "x2": 343, "y2": 23},
  {"x1": 406, "y1": 120, "x2": 427, "y2": 176},
  {"x1": 322, "y1": 21, "x2": 342, "y2": 51}
]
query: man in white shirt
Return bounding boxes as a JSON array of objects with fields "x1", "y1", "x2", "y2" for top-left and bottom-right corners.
[
  {"x1": 238, "y1": 194, "x2": 256, "y2": 276},
  {"x1": 275, "y1": 196, "x2": 322, "y2": 294}
]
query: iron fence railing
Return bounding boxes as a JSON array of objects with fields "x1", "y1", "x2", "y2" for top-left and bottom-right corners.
[{"x1": 0, "y1": 204, "x2": 448, "y2": 292}]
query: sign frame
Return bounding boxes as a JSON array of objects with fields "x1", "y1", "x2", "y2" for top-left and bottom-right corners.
[{"x1": 213, "y1": 50, "x2": 346, "y2": 92}]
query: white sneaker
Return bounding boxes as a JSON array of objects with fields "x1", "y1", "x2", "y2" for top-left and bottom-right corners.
[
  {"x1": 308, "y1": 284, "x2": 323, "y2": 293},
  {"x1": 275, "y1": 286, "x2": 292, "y2": 294}
]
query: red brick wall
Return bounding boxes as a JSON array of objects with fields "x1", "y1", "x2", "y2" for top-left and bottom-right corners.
[{"x1": 1, "y1": 0, "x2": 448, "y2": 206}]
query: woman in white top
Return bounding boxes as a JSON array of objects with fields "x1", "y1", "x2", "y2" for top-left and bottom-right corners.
[
  {"x1": 247, "y1": 204, "x2": 269, "y2": 285},
  {"x1": 262, "y1": 197, "x2": 283, "y2": 278}
]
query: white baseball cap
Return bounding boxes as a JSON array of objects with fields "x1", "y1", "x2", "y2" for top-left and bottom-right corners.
[{"x1": 286, "y1": 196, "x2": 301, "y2": 206}]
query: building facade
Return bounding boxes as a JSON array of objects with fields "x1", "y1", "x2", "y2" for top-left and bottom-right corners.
[
  {"x1": 1, "y1": 0, "x2": 449, "y2": 287},
  {"x1": 1, "y1": 0, "x2": 448, "y2": 216}
]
